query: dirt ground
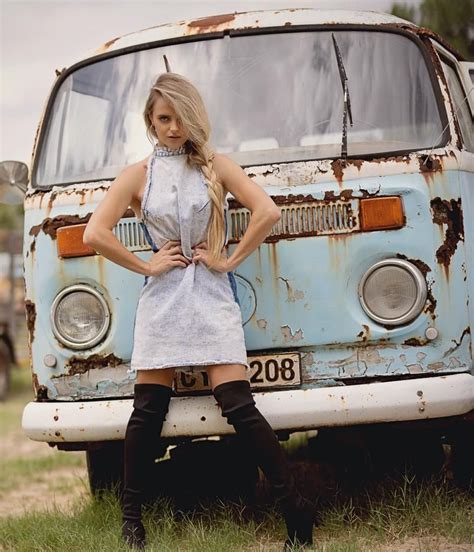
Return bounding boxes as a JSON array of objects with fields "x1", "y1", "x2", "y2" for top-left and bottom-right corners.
[{"x1": 0, "y1": 429, "x2": 88, "y2": 518}]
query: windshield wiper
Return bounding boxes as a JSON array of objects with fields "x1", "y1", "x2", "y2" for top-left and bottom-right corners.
[{"x1": 331, "y1": 33, "x2": 353, "y2": 160}]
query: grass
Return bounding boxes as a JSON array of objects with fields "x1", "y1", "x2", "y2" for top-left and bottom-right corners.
[{"x1": 0, "y1": 473, "x2": 472, "y2": 551}]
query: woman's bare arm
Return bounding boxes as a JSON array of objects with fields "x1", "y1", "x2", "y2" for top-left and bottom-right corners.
[
  {"x1": 83, "y1": 161, "x2": 152, "y2": 276},
  {"x1": 212, "y1": 153, "x2": 281, "y2": 271}
]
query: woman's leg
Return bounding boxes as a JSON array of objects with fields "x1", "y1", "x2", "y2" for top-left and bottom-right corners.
[
  {"x1": 122, "y1": 368, "x2": 175, "y2": 550},
  {"x1": 207, "y1": 364, "x2": 314, "y2": 550}
]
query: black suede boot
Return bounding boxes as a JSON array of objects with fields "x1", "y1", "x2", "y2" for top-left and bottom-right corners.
[
  {"x1": 121, "y1": 383, "x2": 173, "y2": 550},
  {"x1": 213, "y1": 380, "x2": 314, "y2": 550}
]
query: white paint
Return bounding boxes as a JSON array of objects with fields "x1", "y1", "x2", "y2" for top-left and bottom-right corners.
[{"x1": 22, "y1": 373, "x2": 474, "y2": 443}]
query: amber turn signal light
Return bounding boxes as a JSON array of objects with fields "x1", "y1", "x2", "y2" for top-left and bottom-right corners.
[
  {"x1": 57, "y1": 224, "x2": 96, "y2": 258},
  {"x1": 360, "y1": 196, "x2": 405, "y2": 232}
]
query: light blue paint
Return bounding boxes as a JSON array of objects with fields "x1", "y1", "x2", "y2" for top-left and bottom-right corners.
[{"x1": 24, "y1": 164, "x2": 472, "y2": 400}]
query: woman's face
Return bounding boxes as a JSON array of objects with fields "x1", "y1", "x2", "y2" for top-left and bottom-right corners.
[{"x1": 150, "y1": 95, "x2": 189, "y2": 150}]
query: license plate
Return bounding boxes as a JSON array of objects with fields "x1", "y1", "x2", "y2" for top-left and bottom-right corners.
[{"x1": 174, "y1": 353, "x2": 301, "y2": 394}]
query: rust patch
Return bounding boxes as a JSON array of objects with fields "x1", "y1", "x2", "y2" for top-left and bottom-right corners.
[
  {"x1": 403, "y1": 337, "x2": 426, "y2": 347},
  {"x1": 278, "y1": 277, "x2": 304, "y2": 302},
  {"x1": 430, "y1": 197, "x2": 464, "y2": 269},
  {"x1": 395, "y1": 254, "x2": 436, "y2": 316},
  {"x1": 257, "y1": 319, "x2": 267, "y2": 330},
  {"x1": 29, "y1": 214, "x2": 92, "y2": 240},
  {"x1": 36, "y1": 385, "x2": 49, "y2": 401},
  {"x1": 395, "y1": 254, "x2": 431, "y2": 278},
  {"x1": 331, "y1": 159, "x2": 346, "y2": 187},
  {"x1": 24, "y1": 299, "x2": 36, "y2": 343},
  {"x1": 32, "y1": 372, "x2": 39, "y2": 393},
  {"x1": 32, "y1": 122, "x2": 42, "y2": 157},
  {"x1": 188, "y1": 13, "x2": 235, "y2": 28},
  {"x1": 419, "y1": 155, "x2": 442, "y2": 174},
  {"x1": 357, "y1": 324, "x2": 370, "y2": 342},
  {"x1": 423, "y1": 39, "x2": 463, "y2": 149},
  {"x1": 103, "y1": 37, "x2": 119, "y2": 49},
  {"x1": 64, "y1": 353, "x2": 123, "y2": 376},
  {"x1": 419, "y1": 155, "x2": 443, "y2": 185}
]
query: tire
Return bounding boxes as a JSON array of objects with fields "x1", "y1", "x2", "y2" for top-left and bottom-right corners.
[
  {"x1": 86, "y1": 440, "x2": 124, "y2": 499},
  {"x1": 450, "y1": 426, "x2": 473, "y2": 490},
  {"x1": 0, "y1": 340, "x2": 11, "y2": 401}
]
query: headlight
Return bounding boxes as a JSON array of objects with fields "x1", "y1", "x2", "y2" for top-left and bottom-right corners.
[
  {"x1": 359, "y1": 259, "x2": 427, "y2": 326},
  {"x1": 51, "y1": 285, "x2": 110, "y2": 349}
]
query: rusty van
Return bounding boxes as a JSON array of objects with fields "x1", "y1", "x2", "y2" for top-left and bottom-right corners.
[{"x1": 2, "y1": 9, "x2": 473, "y2": 493}]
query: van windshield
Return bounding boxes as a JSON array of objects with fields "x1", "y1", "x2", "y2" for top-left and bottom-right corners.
[{"x1": 34, "y1": 30, "x2": 445, "y2": 187}]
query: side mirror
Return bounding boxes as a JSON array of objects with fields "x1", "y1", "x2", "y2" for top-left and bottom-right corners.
[{"x1": 0, "y1": 161, "x2": 28, "y2": 205}]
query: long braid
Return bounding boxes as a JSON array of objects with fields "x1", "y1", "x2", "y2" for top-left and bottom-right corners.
[{"x1": 188, "y1": 144, "x2": 226, "y2": 263}]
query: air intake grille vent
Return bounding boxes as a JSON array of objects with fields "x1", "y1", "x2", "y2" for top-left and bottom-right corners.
[
  {"x1": 113, "y1": 219, "x2": 150, "y2": 251},
  {"x1": 228, "y1": 199, "x2": 360, "y2": 243}
]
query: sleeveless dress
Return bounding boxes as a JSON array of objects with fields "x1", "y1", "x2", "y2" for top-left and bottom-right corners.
[{"x1": 129, "y1": 144, "x2": 249, "y2": 373}]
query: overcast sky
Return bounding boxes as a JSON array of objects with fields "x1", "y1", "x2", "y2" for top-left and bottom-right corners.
[{"x1": 1, "y1": 0, "x2": 422, "y2": 166}]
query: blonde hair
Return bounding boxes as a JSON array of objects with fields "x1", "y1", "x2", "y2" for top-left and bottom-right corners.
[{"x1": 143, "y1": 73, "x2": 226, "y2": 264}]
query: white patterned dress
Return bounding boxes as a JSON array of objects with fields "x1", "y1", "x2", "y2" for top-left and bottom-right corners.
[{"x1": 129, "y1": 144, "x2": 249, "y2": 372}]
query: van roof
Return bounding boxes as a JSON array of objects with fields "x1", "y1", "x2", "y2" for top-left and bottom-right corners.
[{"x1": 82, "y1": 8, "x2": 454, "y2": 60}]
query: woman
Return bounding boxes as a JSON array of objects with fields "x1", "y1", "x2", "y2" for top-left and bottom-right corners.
[{"x1": 83, "y1": 73, "x2": 314, "y2": 550}]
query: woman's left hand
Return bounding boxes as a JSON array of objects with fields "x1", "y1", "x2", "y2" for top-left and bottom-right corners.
[{"x1": 192, "y1": 241, "x2": 231, "y2": 273}]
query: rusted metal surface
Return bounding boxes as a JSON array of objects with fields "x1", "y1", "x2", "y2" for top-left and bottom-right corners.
[
  {"x1": 64, "y1": 353, "x2": 123, "y2": 376},
  {"x1": 188, "y1": 13, "x2": 236, "y2": 28},
  {"x1": 50, "y1": 364, "x2": 135, "y2": 400},
  {"x1": 32, "y1": 372, "x2": 40, "y2": 393},
  {"x1": 395, "y1": 254, "x2": 437, "y2": 318},
  {"x1": 24, "y1": 299, "x2": 36, "y2": 343},
  {"x1": 229, "y1": 195, "x2": 360, "y2": 244},
  {"x1": 29, "y1": 214, "x2": 92, "y2": 240},
  {"x1": 430, "y1": 197, "x2": 464, "y2": 268},
  {"x1": 422, "y1": 38, "x2": 464, "y2": 151},
  {"x1": 87, "y1": 9, "x2": 464, "y2": 63}
]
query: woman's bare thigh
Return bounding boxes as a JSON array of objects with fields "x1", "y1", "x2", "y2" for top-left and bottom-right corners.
[
  {"x1": 136, "y1": 368, "x2": 175, "y2": 387},
  {"x1": 206, "y1": 364, "x2": 249, "y2": 391}
]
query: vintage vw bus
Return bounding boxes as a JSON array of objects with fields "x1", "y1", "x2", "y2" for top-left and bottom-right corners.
[{"x1": 3, "y1": 9, "x2": 473, "y2": 491}]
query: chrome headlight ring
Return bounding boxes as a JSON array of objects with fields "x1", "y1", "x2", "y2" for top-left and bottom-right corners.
[
  {"x1": 50, "y1": 284, "x2": 110, "y2": 349},
  {"x1": 358, "y1": 258, "x2": 428, "y2": 326}
]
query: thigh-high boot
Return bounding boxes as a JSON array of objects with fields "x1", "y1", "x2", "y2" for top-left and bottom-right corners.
[
  {"x1": 121, "y1": 383, "x2": 173, "y2": 550},
  {"x1": 213, "y1": 380, "x2": 314, "y2": 550}
]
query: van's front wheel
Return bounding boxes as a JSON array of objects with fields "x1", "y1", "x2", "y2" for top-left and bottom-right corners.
[{"x1": 86, "y1": 441, "x2": 124, "y2": 499}]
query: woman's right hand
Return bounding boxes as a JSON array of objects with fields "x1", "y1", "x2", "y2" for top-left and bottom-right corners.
[{"x1": 147, "y1": 240, "x2": 191, "y2": 276}]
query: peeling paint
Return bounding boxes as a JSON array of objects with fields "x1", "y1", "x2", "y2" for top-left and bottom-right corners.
[
  {"x1": 188, "y1": 13, "x2": 235, "y2": 28},
  {"x1": 63, "y1": 353, "x2": 123, "y2": 376},
  {"x1": 257, "y1": 319, "x2": 267, "y2": 329},
  {"x1": 278, "y1": 276, "x2": 305, "y2": 302},
  {"x1": 281, "y1": 325, "x2": 304, "y2": 342},
  {"x1": 430, "y1": 197, "x2": 464, "y2": 269},
  {"x1": 29, "y1": 214, "x2": 92, "y2": 240},
  {"x1": 24, "y1": 299, "x2": 36, "y2": 343}
]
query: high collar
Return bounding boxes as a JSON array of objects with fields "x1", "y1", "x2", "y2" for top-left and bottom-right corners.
[{"x1": 154, "y1": 143, "x2": 187, "y2": 157}]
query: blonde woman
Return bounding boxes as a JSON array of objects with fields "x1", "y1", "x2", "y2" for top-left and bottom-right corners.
[{"x1": 83, "y1": 73, "x2": 314, "y2": 550}]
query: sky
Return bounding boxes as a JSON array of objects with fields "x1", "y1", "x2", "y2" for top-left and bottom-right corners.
[{"x1": 1, "y1": 0, "x2": 422, "y2": 167}]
